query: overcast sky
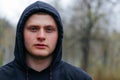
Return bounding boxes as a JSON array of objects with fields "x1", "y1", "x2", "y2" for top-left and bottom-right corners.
[
  {"x1": 0, "y1": 0, "x2": 70, "y2": 25},
  {"x1": 0, "y1": 0, "x2": 120, "y2": 32},
  {"x1": 0, "y1": 0, "x2": 39, "y2": 25}
]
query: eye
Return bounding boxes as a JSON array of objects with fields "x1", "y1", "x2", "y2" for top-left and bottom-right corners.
[
  {"x1": 28, "y1": 26, "x2": 39, "y2": 32},
  {"x1": 45, "y1": 26, "x2": 56, "y2": 33}
]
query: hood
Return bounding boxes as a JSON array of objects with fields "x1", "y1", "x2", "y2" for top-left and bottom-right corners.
[{"x1": 14, "y1": 1, "x2": 63, "y2": 69}]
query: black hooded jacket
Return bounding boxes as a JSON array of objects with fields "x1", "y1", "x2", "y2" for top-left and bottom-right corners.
[{"x1": 0, "y1": 1, "x2": 92, "y2": 80}]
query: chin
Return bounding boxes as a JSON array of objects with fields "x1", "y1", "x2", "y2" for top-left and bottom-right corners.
[{"x1": 28, "y1": 52, "x2": 52, "y2": 59}]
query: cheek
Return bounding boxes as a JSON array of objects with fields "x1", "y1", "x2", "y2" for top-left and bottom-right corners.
[
  {"x1": 49, "y1": 35, "x2": 58, "y2": 47},
  {"x1": 24, "y1": 33, "x2": 33, "y2": 47}
]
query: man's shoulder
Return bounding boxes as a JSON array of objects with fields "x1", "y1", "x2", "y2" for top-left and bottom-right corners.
[
  {"x1": 0, "y1": 61, "x2": 15, "y2": 75},
  {"x1": 61, "y1": 61, "x2": 92, "y2": 80},
  {"x1": 62, "y1": 61, "x2": 86, "y2": 73},
  {"x1": 0, "y1": 62, "x2": 17, "y2": 80}
]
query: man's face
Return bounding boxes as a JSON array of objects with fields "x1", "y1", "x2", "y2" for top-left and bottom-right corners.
[{"x1": 24, "y1": 14, "x2": 58, "y2": 59}]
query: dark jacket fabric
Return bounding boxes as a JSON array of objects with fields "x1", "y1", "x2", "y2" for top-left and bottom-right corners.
[{"x1": 0, "y1": 1, "x2": 92, "y2": 80}]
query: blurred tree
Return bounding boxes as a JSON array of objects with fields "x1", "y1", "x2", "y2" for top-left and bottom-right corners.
[
  {"x1": 64, "y1": 0, "x2": 118, "y2": 71},
  {"x1": 59, "y1": 0, "x2": 120, "y2": 79},
  {"x1": 0, "y1": 18, "x2": 15, "y2": 65}
]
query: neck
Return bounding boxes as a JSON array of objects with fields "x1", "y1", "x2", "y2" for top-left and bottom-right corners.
[{"x1": 26, "y1": 54, "x2": 52, "y2": 72}]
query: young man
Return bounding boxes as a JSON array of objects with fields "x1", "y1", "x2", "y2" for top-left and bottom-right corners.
[{"x1": 0, "y1": 1, "x2": 92, "y2": 80}]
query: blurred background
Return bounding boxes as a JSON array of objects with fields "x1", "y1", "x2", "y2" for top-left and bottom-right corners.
[{"x1": 0, "y1": 0, "x2": 120, "y2": 80}]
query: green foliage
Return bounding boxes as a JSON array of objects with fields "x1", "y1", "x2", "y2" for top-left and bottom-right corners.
[
  {"x1": 88, "y1": 64, "x2": 120, "y2": 80},
  {"x1": 0, "y1": 52, "x2": 3, "y2": 66}
]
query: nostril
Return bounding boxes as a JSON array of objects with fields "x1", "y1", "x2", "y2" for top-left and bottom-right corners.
[{"x1": 37, "y1": 37, "x2": 45, "y2": 42}]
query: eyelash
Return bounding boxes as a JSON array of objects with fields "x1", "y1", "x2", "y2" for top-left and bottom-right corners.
[
  {"x1": 28, "y1": 26, "x2": 38, "y2": 32},
  {"x1": 45, "y1": 27, "x2": 56, "y2": 32},
  {"x1": 27, "y1": 26, "x2": 56, "y2": 33}
]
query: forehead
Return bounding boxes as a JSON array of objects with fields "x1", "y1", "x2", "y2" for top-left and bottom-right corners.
[
  {"x1": 25, "y1": 13, "x2": 57, "y2": 26},
  {"x1": 28, "y1": 12, "x2": 55, "y2": 21}
]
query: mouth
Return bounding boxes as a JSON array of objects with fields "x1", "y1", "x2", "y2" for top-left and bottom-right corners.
[{"x1": 34, "y1": 44, "x2": 48, "y2": 49}]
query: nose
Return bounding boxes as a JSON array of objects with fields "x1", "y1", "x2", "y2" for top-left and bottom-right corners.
[{"x1": 37, "y1": 29, "x2": 46, "y2": 41}]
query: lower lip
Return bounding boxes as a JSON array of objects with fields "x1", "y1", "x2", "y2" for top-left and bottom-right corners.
[{"x1": 35, "y1": 45, "x2": 47, "y2": 49}]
